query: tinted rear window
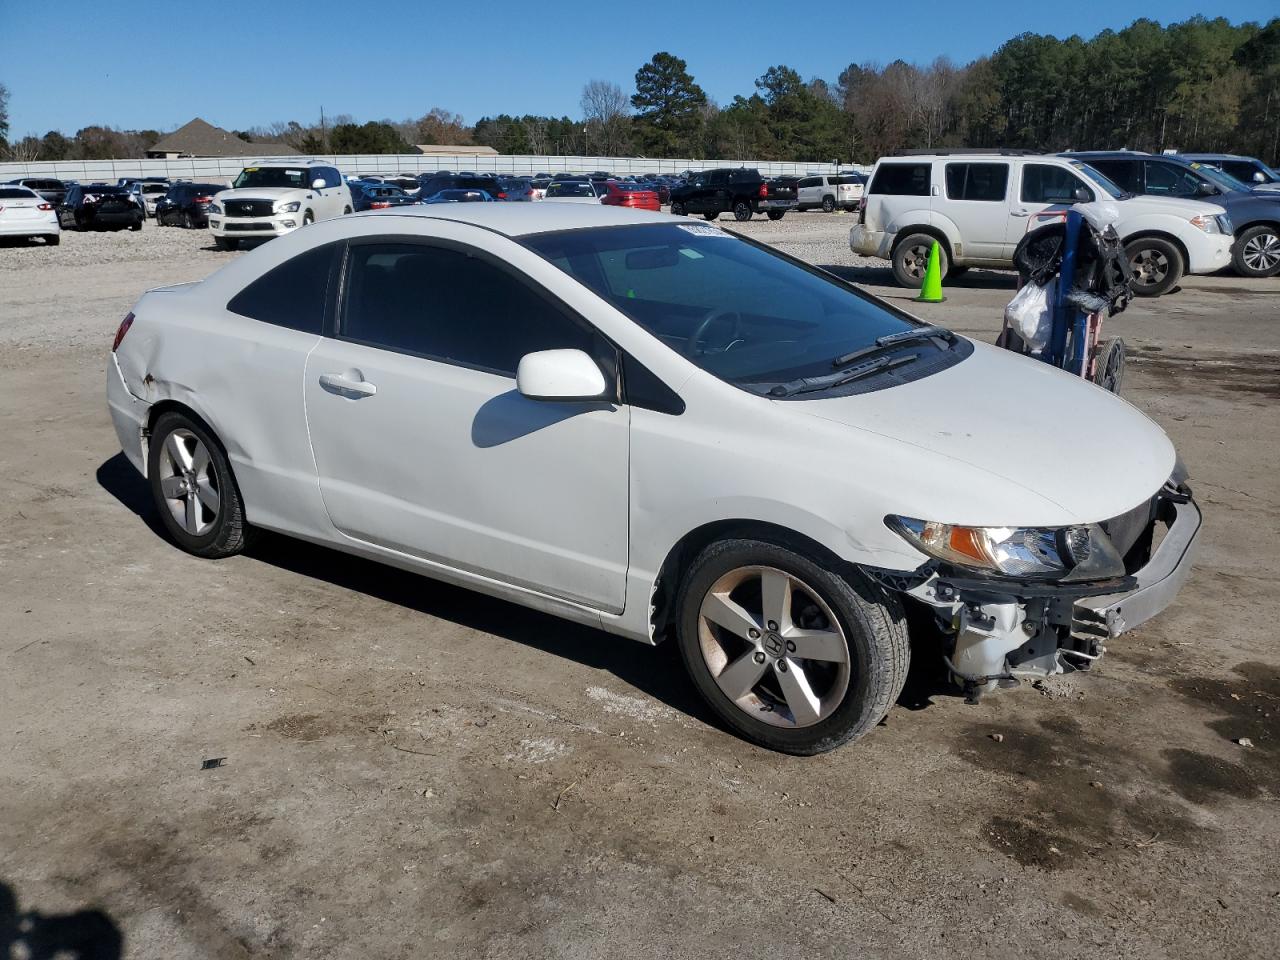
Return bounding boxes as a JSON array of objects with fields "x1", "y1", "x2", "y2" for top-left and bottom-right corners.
[
  {"x1": 833, "y1": 175, "x2": 865, "y2": 185},
  {"x1": 227, "y1": 243, "x2": 336, "y2": 334},
  {"x1": 0, "y1": 188, "x2": 36, "y2": 199},
  {"x1": 869, "y1": 163, "x2": 930, "y2": 196},
  {"x1": 944, "y1": 162, "x2": 1008, "y2": 201}
]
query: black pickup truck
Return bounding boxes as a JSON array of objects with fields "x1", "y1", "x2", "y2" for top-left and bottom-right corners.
[{"x1": 669, "y1": 168, "x2": 797, "y2": 221}]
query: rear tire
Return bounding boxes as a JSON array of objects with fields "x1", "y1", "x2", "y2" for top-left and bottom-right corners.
[
  {"x1": 1232, "y1": 224, "x2": 1280, "y2": 278},
  {"x1": 703, "y1": 211, "x2": 719, "y2": 221},
  {"x1": 891, "y1": 233, "x2": 947, "y2": 289},
  {"x1": 733, "y1": 201, "x2": 752, "y2": 222},
  {"x1": 822, "y1": 195, "x2": 835, "y2": 213},
  {"x1": 1125, "y1": 237, "x2": 1182, "y2": 297},
  {"x1": 670, "y1": 201, "x2": 686, "y2": 216},
  {"x1": 46, "y1": 234, "x2": 60, "y2": 246},
  {"x1": 1093, "y1": 338, "x2": 1126, "y2": 393},
  {"x1": 147, "y1": 411, "x2": 255, "y2": 560},
  {"x1": 767, "y1": 210, "x2": 786, "y2": 221},
  {"x1": 130, "y1": 219, "x2": 143, "y2": 231}
]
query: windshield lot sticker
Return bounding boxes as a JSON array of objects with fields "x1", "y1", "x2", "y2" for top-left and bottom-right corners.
[{"x1": 677, "y1": 224, "x2": 727, "y2": 238}]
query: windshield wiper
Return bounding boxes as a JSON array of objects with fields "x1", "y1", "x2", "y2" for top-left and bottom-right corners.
[
  {"x1": 830, "y1": 324, "x2": 955, "y2": 369},
  {"x1": 767, "y1": 353, "x2": 920, "y2": 398}
]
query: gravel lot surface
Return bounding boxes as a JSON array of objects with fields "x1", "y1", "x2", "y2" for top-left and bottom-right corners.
[{"x1": 1, "y1": 212, "x2": 1278, "y2": 959}]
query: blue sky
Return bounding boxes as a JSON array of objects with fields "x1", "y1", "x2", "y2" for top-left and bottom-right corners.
[{"x1": 1, "y1": 1, "x2": 1266, "y2": 137}]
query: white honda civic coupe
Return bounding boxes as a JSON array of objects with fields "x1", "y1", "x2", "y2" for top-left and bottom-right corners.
[{"x1": 106, "y1": 204, "x2": 1200, "y2": 753}]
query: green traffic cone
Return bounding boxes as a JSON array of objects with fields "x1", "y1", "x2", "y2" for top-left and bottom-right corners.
[{"x1": 913, "y1": 241, "x2": 946, "y2": 303}]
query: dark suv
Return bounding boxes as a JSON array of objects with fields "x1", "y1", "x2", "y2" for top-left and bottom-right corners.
[
  {"x1": 669, "y1": 168, "x2": 797, "y2": 222},
  {"x1": 416, "y1": 173, "x2": 506, "y2": 200},
  {"x1": 58, "y1": 184, "x2": 144, "y2": 232},
  {"x1": 155, "y1": 182, "x2": 229, "y2": 228},
  {"x1": 6, "y1": 177, "x2": 68, "y2": 208},
  {"x1": 1066, "y1": 151, "x2": 1280, "y2": 278}
]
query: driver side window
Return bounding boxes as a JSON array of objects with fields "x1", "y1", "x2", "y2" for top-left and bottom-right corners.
[{"x1": 1021, "y1": 165, "x2": 1092, "y2": 204}]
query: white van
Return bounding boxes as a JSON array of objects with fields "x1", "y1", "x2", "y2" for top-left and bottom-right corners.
[
  {"x1": 850, "y1": 151, "x2": 1233, "y2": 296},
  {"x1": 796, "y1": 174, "x2": 865, "y2": 212}
]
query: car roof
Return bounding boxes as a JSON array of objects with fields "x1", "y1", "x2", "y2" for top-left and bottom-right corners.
[{"x1": 354, "y1": 201, "x2": 673, "y2": 237}]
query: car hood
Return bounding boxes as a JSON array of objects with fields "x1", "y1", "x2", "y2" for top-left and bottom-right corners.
[
  {"x1": 1119, "y1": 194, "x2": 1224, "y2": 218},
  {"x1": 214, "y1": 187, "x2": 306, "y2": 202},
  {"x1": 795, "y1": 340, "x2": 1175, "y2": 525}
]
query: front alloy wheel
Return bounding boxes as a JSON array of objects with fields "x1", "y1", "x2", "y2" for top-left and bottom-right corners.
[
  {"x1": 698, "y1": 566, "x2": 850, "y2": 728},
  {"x1": 676, "y1": 538, "x2": 909, "y2": 754},
  {"x1": 1234, "y1": 225, "x2": 1280, "y2": 277}
]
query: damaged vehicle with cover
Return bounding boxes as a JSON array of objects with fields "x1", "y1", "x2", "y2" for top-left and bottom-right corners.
[{"x1": 105, "y1": 204, "x2": 1201, "y2": 754}]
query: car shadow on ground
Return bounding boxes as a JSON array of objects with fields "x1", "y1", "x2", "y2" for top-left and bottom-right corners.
[
  {"x1": 819, "y1": 263, "x2": 1018, "y2": 291},
  {"x1": 96, "y1": 452, "x2": 956, "y2": 730},
  {"x1": 1, "y1": 878, "x2": 123, "y2": 960}
]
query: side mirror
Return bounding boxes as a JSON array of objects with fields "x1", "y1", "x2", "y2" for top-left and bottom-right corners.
[
  {"x1": 1253, "y1": 171, "x2": 1266, "y2": 184},
  {"x1": 1196, "y1": 181, "x2": 1218, "y2": 196},
  {"x1": 311, "y1": 178, "x2": 326, "y2": 190},
  {"x1": 517, "y1": 349, "x2": 608, "y2": 402},
  {"x1": 1072, "y1": 187, "x2": 1092, "y2": 204}
]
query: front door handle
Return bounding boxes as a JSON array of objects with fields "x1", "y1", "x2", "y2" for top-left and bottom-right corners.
[
  {"x1": 1011, "y1": 208, "x2": 1032, "y2": 217},
  {"x1": 319, "y1": 370, "x2": 377, "y2": 398}
]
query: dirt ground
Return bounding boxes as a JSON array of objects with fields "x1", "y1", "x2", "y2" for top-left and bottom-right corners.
[{"x1": 1, "y1": 214, "x2": 1277, "y2": 959}]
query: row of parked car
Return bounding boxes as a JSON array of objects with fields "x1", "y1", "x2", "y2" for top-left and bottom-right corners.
[{"x1": 850, "y1": 149, "x2": 1280, "y2": 295}]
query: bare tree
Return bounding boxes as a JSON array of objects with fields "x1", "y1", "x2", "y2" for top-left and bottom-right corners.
[
  {"x1": 0, "y1": 82, "x2": 9, "y2": 144},
  {"x1": 4, "y1": 135, "x2": 42, "y2": 162},
  {"x1": 581, "y1": 80, "x2": 631, "y2": 155}
]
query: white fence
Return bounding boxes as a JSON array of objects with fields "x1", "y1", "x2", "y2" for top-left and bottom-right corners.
[{"x1": 0, "y1": 153, "x2": 863, "y2": 184}]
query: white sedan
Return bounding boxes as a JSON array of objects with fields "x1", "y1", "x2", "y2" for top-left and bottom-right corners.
[
  {"x1": 0, "y1": 184, "x2": 60, "y2": 244},
  {"x1": 106, "y1": 204, "x2": 1201, "y2": 753}
]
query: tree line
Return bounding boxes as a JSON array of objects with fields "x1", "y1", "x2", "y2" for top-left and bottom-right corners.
[{"x1": 2, "y1": 16, "x2": 1276, "y2": 166}]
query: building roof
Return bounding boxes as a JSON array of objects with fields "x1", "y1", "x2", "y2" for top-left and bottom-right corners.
[
  {"x1": 415, "y1": 144, "x2": 499, "y2": 156},
  {"x1": 147, "y1": 118, "x2": 299, "y2": 158}
]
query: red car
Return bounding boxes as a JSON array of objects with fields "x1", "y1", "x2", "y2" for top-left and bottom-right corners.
[{"x1": 601, "y1": 181, "x2": 660, "y2": 212}]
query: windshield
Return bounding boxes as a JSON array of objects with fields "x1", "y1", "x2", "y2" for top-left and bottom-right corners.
[
  {"x1": 522, "y1": 223, "x2": 952, "y2": 390},
  {"x1": 1189, "y1": 162, "x2": 1250, "y2": 193},
  {"x1": 233, "y1": 167, "x2": 310, "y2": 189},
  {"x1": 548, "y1": 181, "x2": 595, "y2": 197},
  {"x1": 1069, "y1": 162, "x2": 1127, "y2": 199}
]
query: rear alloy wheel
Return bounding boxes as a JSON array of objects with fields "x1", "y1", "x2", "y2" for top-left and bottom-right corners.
[
  {"x1": 676, "y1": 538, "x2": 908, "y2": 754},
  {"x1": 148, "y1": 412, "x2": 253, "y2": 559},
  {"x1": 822, "y1": 195, "x2": 835, "y2": 213},
  {"x1": 1125, "y1": 238, "x2": 1183, "y2": 297},
  {"x1": 182, "y1": 211, "x2": 194, "y2": 229},
  {"x1": 670, "y1": 201, "x2": 686, "y2": 216},
  {"x1": 891, "y1": 233, "x2": 948, "y2": 289},
  {"x1": 1233, "y1": 225, "x2": 1280, "y2": 278},
  {"x1": 733, "y1": 201, "x2": 752, "y2": 222}
]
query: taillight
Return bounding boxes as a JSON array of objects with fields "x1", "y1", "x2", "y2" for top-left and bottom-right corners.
[
  {"x1": 497, "y1": 192, "x2": 507, "y2": 200},
  {"x1": 112, "y1": 312, "x2": 135, "y2": 352},
  {"x1": 758, "y1": 183, "x2": 768, "y2": 199},
  {"x1": 195, "y1": 196, "x2": 211, "y2": 204},
  {"x1": 37, "y1": 202, "x2": 52, "y2": 211},
  {"x1": 370, "y1": 201, "x2": 391, "y2": 209}
]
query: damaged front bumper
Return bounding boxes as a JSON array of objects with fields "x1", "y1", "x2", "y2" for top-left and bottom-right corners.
[{"x1": 890, "y1": 482, "x2": 1202, "y2": 699}]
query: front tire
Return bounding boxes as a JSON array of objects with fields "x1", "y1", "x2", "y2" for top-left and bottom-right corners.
[
  {"x1": 675, "y1": 538, "x2": 909, "y2": 754},
  {"x1": 303, "y1": 210, "x2": 315, "y2": 226},
  {"x1": 670, "y1": 201, "x2": 687, "y2": 216},
  {"x1": 703, "y1": 211, "x2": 719, "y2": 221},
  {"x1": 148, "y1": 411, "x2": 253, "y2": 559},
  {"x1": 1232, "y1": 224, "x2": 1280, "y2": 278},
  {"x1": 892, "y1": 233, "x2": 947, "y2": 289},
  {"x1": 214, "y1": 236, "x2": 236, "y2": 251},
  {"x1": 1125, "y1": 237, "x2": 1183, "y2": 297},
  {"x1": 733, "y1": 201, "x2": 753, "y2": 222}
]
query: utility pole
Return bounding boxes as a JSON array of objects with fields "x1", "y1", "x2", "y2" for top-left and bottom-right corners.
[{"x1": 320, "y1": 105, "x2": 327, "y2": 154}]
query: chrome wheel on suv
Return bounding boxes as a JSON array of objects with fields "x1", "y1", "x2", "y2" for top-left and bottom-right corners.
[{"x1": 1234, "y1": 225, "x2": 1280, "y2": 278}]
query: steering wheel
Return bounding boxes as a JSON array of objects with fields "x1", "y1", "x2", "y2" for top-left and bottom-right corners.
[{"x1": 685, "y1": 308, "x2": 743, "y2": 358}]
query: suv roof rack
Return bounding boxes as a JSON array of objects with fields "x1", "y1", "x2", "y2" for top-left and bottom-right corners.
[{"x1": 892, "y1": 148, "x2": 1045, "y2": 157}]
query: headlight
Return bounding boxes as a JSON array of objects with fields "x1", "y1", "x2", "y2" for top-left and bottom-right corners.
[
  {"x1": 1189, "y1": 214, "x2": 1223, "y2": 234},
  {"x1": 208, "y1": 202, "x2": 223, "y2": 215},
  {"x1": 886, "y1": 516, "x2": 1125, "y2": 581},
  {"x1": 277, "y1": 201, "x2": 301, "y2": 213}
]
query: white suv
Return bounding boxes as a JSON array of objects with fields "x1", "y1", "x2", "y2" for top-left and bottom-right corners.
[
  {"x1": 850, "y1": 152, "x2": 1233, "y2": 296},
  {"x1": 209, "y1": 162, "x2": 351, "y2": 250},
  {"x1": 796, "y1": 174, "x2": 865, "y2": 212}
]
